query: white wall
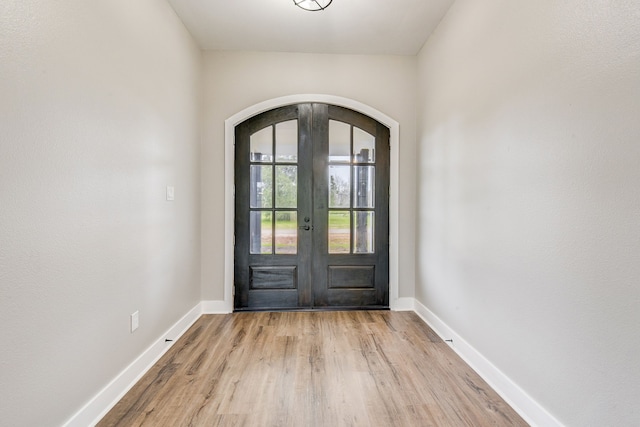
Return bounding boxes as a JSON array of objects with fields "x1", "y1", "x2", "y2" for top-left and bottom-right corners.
[
  {"x1": 0, "y1": 1, "x2": 202, "y2": 425},
  {"x1": 416, "y1": 1, "x2": 640, "y2": 426},
  {"x1": 201, "y1": 51, "x2": 417, "y2": 302}
]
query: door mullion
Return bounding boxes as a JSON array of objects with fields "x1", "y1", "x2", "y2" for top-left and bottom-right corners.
[
  {"x1": 311, "y1": 103, "x2": 330, "y2": 307},
  {"x1": 297, "y1": 103, "x2": 314, "y2": 307}
]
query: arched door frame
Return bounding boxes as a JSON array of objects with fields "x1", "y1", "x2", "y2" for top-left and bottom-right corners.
[{"x1": 223, "y1": 94, "x2": 400, "y2": 312}]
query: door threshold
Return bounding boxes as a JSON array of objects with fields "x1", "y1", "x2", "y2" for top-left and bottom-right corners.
[{"x1": 233, "y1": 306, "x2": 389, "y2": 313}]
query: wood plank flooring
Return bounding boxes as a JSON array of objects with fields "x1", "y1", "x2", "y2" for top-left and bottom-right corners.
[{"x1": 98, "y1": 311, "x2": 528, "y2": 427}]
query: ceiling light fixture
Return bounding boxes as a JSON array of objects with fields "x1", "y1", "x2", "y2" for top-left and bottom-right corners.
[{"x1": 293, "y1": 0, "x2": 332, "y2": 12}]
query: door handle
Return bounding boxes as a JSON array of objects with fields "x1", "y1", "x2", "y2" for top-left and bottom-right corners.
[{"x1": 299, "y1": 225, "x2": 313, "y2": 231}]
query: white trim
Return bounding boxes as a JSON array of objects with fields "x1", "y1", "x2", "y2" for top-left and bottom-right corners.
[
  {"x1": 393, "y1": 297, "x2": 415, "y2": 311},
  {"x1": 63, "y1": 303, "x2": 203, "y2": 427},
  {"x1": 224, "y1": 94, "x2": 401, "y2": 311},
  {"x1": 412, "y1": 298, "x2": 564, "y2": 427},
  {"x1": 201, "y1": 300, "x2": 232, "y2": 314}
]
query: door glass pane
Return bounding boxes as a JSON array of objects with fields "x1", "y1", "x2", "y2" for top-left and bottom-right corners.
[
  {"x1": 250, "y1": 165, "x2": 272, "y2": 208},
  {"x1": 275, "y1": 166, "x2": 297, "y2": 208},
  {"x1": 329, "y1": 211, "x2": 350, "y2": 254},
  {"x1": 250, "y1": 211, "x2": 272, "y2": 254},
  {"x1": 353, "y1": 211, "x2": 374, "y2": 253},
  {"x1": 353, "y1": 166, "x2": 375, "y2": 208},
  {"x1": 275, "y1": 211, "x2": 297, "y2": 254},
  {"x1": 329, "y1": 165, "x2": 351, "y2": 208},
  {"x1": 329, "y1": 120, "x2": 351, "y2": 163},
  {"x1": 353, "y1": 127, "x2": 375, "y2": 163},
  {"x1": 275, "y1": 120, "x2": 298, "y2": 163},
  {"x1": 250, "y1": 126, "x2": 273, "y2": 162}
]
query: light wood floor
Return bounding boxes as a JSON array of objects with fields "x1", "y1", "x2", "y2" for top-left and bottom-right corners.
[{"x1": 98, "y1": 311, "x2": 528, "y2": 426}]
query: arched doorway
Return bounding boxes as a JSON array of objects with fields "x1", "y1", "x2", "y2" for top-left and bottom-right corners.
[{"x1": 234, "y1": 103, "x2": 390, "y2": 310}]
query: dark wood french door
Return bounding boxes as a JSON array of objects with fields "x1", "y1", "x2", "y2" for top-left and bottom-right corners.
[{"x1": 234, "y1": 103, "x2": 389, "y2": 310}]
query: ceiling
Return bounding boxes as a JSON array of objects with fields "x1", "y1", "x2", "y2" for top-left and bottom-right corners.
[{"x1": 166, "y1": 0, "x2": 455, "y2": 55}]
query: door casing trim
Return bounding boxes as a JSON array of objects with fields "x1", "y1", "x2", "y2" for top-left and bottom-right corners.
[{"x1": 224, "y1": 94, "x2": 400, "y2": 312}]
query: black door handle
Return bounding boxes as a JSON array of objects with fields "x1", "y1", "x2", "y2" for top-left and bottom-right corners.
[{"x1": 299, "y1": 225, "x2": 312, "y2": 231}]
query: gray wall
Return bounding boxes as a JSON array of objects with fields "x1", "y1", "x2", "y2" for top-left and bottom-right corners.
[
  {"x1": 0, "y1": 1, "x2": 202, "y2": 425},
  {"x1": 416, "y1": 1, "x2": 640, "y2": 425}
]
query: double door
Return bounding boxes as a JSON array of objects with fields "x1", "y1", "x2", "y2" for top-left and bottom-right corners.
[{"x1": 234, "y1": 103, "x2": 389, "y2": 310}]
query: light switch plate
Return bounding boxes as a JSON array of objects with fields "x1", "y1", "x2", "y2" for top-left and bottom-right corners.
[
  {"x1": 166, "y1": 186, "x2": 175, "y2": 201},
  {"x1": 131, "y1": 311, "x2": 139, "y2": 333}
]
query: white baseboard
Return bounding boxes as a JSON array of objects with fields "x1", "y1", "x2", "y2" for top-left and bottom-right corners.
[
  {"x1": 412, "y1": 298, "x2": 563, "y2": 427},
  {"x1": 201, "y1": 299, "x2": 232, "y2": 314},
  {"x1": 391, "y1": 297, "x2": 415, "y2": 311},
  {"x1": 63, "y1": 298, "x2": 561, "y2": 427},
  {"x1": 63, "y1": 303, "x2": 203, "y2": 427}
]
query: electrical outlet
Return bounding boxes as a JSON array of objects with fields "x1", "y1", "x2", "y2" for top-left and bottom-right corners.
[
  {"x1": 131, "y1": 311, "x2": 139, "y2": 333},
  {"x1": 166, "y1": 185, "x2": 175, "y2": 201}
]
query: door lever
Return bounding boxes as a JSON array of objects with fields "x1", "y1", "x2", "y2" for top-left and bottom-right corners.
[{"x1": 299, "y1": 225, "x2": 312, "y2": 231}]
